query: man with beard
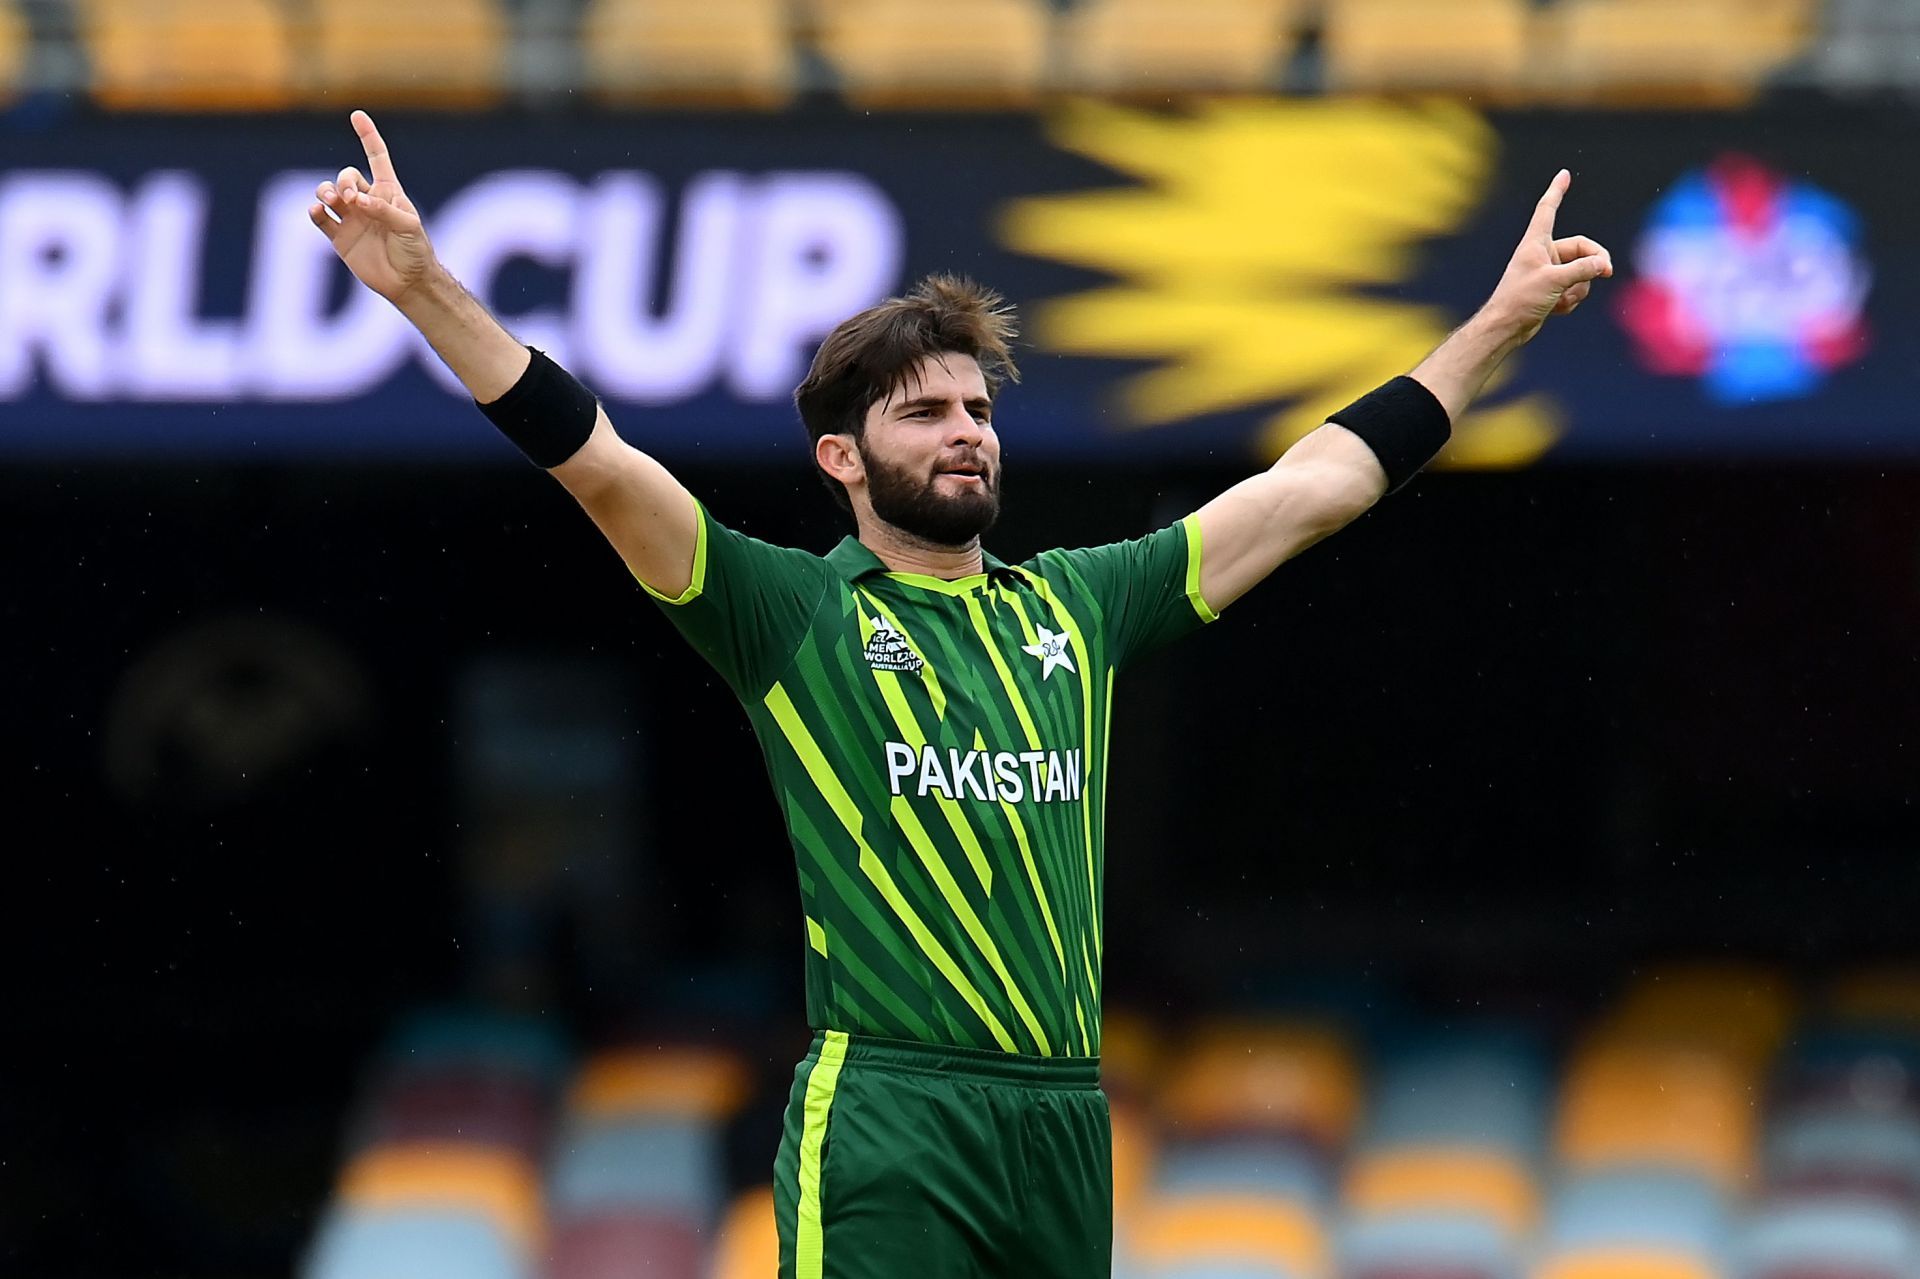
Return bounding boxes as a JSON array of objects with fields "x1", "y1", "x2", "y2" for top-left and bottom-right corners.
[{"x1": 310, "y1": 110, "x2": 1611, "y2": 1279}]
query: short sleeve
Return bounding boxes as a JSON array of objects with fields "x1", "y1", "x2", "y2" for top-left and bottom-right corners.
[
  {"x1": 637, "y1": 499, "x2": 832, "y2": 698},
  {"x1": 1039, "y1": 512, "x2": 1219, "y2": 672}
]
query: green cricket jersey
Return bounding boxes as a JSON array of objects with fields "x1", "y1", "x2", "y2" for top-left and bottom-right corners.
[{"x1": 640, "y1": 500, "x2": 1219, "y2": 1057}]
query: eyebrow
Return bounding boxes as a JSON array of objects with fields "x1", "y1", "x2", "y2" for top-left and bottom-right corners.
[{"x1": 892, "y1": 394, "x2": 994, "y2": 416}]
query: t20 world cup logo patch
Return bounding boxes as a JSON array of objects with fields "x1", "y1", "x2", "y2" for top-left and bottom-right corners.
[
  {"x1": 1615, "y1": 154, "x2": 1871, "y2": 406},
  {"x1": 862, "y1": 615, "x2": 924, "y2": 674}
]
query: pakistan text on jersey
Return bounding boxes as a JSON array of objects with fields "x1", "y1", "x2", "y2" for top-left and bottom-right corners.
[{"x1": 883, "y1": 743, "x2": 1084, "y2": 804}]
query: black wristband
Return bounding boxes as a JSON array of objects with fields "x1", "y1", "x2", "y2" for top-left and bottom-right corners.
[
  {"x1": 1326, "y1": 375, "x2": 1453, "y2": 493},
  {"x1": 475, "y1": 347, "x2": 599, "y2": 469}
]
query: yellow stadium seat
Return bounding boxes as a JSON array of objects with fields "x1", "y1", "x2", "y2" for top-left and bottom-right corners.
[
  {"x1": 1540, "y1": 0, "x2": 1816, "y2": 104},
  {"x1": 582, "y1": 0, "x2": 793, "y2": 106},
  {"x1": 1100, "y1": 1008, "x2": 1165, "y2": 1099},
  {"x1": 1109, "y1": 1096, "x2": 1158, "y2": 1229},
  {"x1": 1062, "y1": 0, "x2": 1301, "y2": 93},
  {"x1": 0, "y1": 1, "x2": 25, "y2": 103},
  {"x1": 1131, "y1": 1193, "x2": 1330, "y2": 1277},
  {"x1": 813, "y1": 0, "x2": 1050, "y2": 107},
  {"x1": 1321, "y1": 0, "x2": 1535, "y2": 94},
  {"x1": 1345, "y1": 1147, "x2": 1538, "y2": 1237},
  {"x1": 1554, "y1": 1042, "x2": 1755, "y2": 1188},
  {"x1": 79, "y1": 0, "x2": 296, "y2": 110},
  {"x1": 566, "y1": 1045, "x2": 752, "y2": 1122},
  {"x1": 1536, "y1": 1250, "x2": 1724, "y2": 1279},
  {"x1": 338, "y1": 1143, "x2": 543, "y2": 1256},
  {"x1": 1159, "y1": 1020, "x2": 1361, "y2": 1147},
  {"x1": 712, "y1": 1187, "x2": 779, "y2": 1279},
  {"x1": 304, "y1": 0, "x2": 507, "y2": 108},
  {"x1": 1602, "y1": 962, "x2": 1795, "y2": 1069}
]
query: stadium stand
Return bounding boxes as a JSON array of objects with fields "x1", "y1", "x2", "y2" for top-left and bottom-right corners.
[
  {"x1": 1320, "y1": 0, "x2": 1534, "y2": 96},
  {"x1": 1059, "y1": 0, "x2": 1302, "y2": 94},
  {"x1": 304, "y1": 0, "x2": 508, "y2": 108},
  {"x1": 0, "y1": 0, "x2": 25, "y2": 102},
  {"x1": 77, "y1": 0, "x2": 296, "y2": 110},
  {"x1": 1806, "y1": 0, "x2": 1920, "y2": 94},
  {"x1": 1538, "y1": 0, "x2": 1818, "y2": 103},
  {"x1": 1340, "y1": 1031, "x2": 1546, "y2": 1279},
  {"x1": 303, "y1": 972, "x2": 1920, "y2": 1277},
  {"x1": 25, "y1": 0, "x2": 1920, "y2": 109},
  {"x1": 581, "y1": 0, "x2": 794, "y2": 105},
  {"x1": 812, "y1": 0, "x2": 1052, "y2": 106},
  {"x1": 711, "y1": 1187, "x2": 780, "y2": 1279}
]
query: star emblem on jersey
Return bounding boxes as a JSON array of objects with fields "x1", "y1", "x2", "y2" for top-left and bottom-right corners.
[
  {"x1": 1021, "y1": 626, "x2": 1076, "y2": 681},
  {"x1": 862, "y1": 615, "x2": 924, "y2": 674}
]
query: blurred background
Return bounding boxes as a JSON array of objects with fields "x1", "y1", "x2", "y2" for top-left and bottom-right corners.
[{"x1": 6, "y1": 0, "x2": 1920, "y2": 1276}]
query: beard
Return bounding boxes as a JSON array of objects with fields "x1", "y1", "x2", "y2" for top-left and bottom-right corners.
[{"x1": 862, "y1": 442, "x2": 1002, "y2": 547}]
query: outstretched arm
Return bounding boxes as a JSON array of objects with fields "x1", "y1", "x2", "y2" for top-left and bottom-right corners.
[
  {"x1": 308, "y1": 110, "x2": 699, "y2": 598},
  {"x1": 1192, "y1": 169, "x2": 1613, "y2": 613}
]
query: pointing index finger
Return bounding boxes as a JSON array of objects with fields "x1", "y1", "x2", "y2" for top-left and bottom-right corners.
[
  {"x1": 351, "y1": 110, "x2": 397, "y2": 186},
  {"x1": 1529, "y1": 168, "x2": 1572, "y2": 239}
]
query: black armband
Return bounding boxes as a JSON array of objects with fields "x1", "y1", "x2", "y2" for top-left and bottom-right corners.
[
  {"x1": 475, "y1": 347, "x2": 599, "y2": 468},
  {"x1": 1326, "y1": 375, "x2": 1453, "y2": 493}
]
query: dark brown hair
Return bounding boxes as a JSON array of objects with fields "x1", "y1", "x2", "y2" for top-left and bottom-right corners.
[{"x1": 794, "y1": 274, "x2": 1020, "y2": 515}]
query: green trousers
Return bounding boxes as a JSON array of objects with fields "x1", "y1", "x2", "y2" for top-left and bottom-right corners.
[{"x1": 773, "y1": 1030, "x2": 1113, "y2": 1279}]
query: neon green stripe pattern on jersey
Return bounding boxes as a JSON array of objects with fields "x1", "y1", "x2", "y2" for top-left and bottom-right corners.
[{"x1": 644, "y1": 503, "x2": 1217, "y2": 1057}]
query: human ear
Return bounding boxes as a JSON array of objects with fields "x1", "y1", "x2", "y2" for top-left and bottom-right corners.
[{"x1": 817, "y1": 433, "x2": 863, "y2": 486}]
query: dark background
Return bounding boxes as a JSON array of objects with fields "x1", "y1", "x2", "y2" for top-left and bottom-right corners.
[{"x1": 8, "y1": 455, "x2": 1918, "y2": 1273}]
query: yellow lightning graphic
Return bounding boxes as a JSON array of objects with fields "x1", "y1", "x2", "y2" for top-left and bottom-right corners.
[{"x1": 998, "y1": 98, "x2": 1561, "y2": 467}]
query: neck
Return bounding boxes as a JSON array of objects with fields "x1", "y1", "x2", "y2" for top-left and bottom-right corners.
[{"x1": 857, "y1": 517, "x2": 985, "y2": 579}]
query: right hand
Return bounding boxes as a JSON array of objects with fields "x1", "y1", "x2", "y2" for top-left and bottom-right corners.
[{"x1": 307, "y1": 110, "x2": 436, "y2": 305}]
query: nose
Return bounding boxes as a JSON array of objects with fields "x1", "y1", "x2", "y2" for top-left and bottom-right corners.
[{"x1": 946, "y1": 407, "x2": 984, "y2": 447}]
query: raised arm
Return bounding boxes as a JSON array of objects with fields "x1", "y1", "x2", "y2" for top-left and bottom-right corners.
[
  {"x1": 1193, "y1": 169, "x2": 1613, "y2": 613},
  {"x1": 308, "y1": 110, "x2": 699, "y2": 597}
]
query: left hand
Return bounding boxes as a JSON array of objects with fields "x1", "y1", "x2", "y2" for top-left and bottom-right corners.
[{"x1": 1488, "y1": 169, "x2": 1613, "y2": 345}]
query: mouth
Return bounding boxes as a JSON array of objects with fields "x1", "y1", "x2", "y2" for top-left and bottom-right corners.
[{"x1": 938, "y1": 463, "x2": 988, "y2": 484}]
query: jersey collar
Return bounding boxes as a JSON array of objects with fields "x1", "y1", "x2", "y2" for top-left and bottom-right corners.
[{"x1": 825, "y1": 535, "x2": 1021, "y2": 584}]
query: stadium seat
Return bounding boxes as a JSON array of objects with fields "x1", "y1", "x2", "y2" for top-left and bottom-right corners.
[
  {"x1": 1360, "y1": 1031, "x2": 1549, "y2": 1160},
  {"x1": 1158, "y1": 1020, "x2": 1362, "y2": 1150},
  {"x1": 1599, "y1": 963, "x2": 1797, "y2": 1071},
  {"x1": 337, "y1": 1142, "x2": 544, "y2": 1258},
  {"x1": 711, "y1": 1188, "x2": 778, "y2": 1279},
  {"x1": 1766, "y1": 1109, "x2": 1920, "y2": 1205},
  {"x1": 1158, "y1": 1137, "x2": 1333, "y2": 1207},
  {"x1": 351, "y1": 1072, "x2": 550, "y2": 1161},
  {"x1": 1533, "y1": 1255, "x2": 1725, "y2": 1279},
  {"x1": 1805, "y1": 0, "x2": 1920, "y2": 94},
  {"x1": 0, "y1": 0, "x2": 25, "y2": 103},
  {"x1": 565, "y1": 1044, "x2": 750, "y2": 1123},
  {"x1": 546, "y1": 1117, "x2": 724, "y2": 1224},
  {"x1": 581, "y1": 0, "x2": 793, "y2": 106},
  {"x1": 1538, "y1": 0, "x2": 1817, "y2": 103},
  {"x1": 813, "y1": 0, "x2": 1050, "y2": 106},
  {"x1": 1342, "y1": 1211, "x2": 1520, "y2": 1279},
  {"x1": 1535, "y1": 1169, "x2": 1733, "y2": 1279},
  {"x1": 542, "y1": 1213, "x2": 706, "y2": 1279},
  {"x1": 1555, "y1": 1042, "x2": 1756, "y2": 1187},
  {"x1": 304, "y1": 0, "x2": 507, "y2": 107},
  {"x1": 78, "y1": 0, "x2": 296, "y2": 110},
  {"x1": 1320, "y1": 0, "x2": 1534, "y2": 95},
  {"x1": 303, "y1": 1207, "x2": 525, "y2": 1279},
  {"x1": 1345, "y1": 1150, "x2": 1537, "y2": 1239},
  {"x1": 1061, "y1": 0, "x2": 1301, "y2": 93},
  {"x1": 1742, "y1": 1197, "x2": 1920, "y2": 1279},
  {"x1": 1112, "y1": 1095, "x2": 1161, "y2": 1229},
  {"x1": 1131, "y1": 1192, "x2": 1331, "y2": 1279}
]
